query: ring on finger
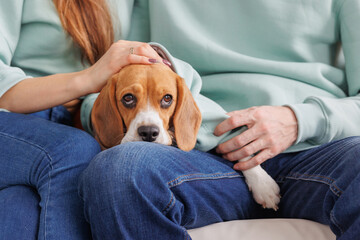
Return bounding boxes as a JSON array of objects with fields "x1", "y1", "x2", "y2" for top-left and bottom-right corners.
[{"x1": 129, "y1": 47, "x2": 134, "y2": 55}]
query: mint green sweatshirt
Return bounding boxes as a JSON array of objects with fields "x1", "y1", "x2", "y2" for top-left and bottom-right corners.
[{"x1": 1, "y1": 0, "x2": 360, "y2": 153}]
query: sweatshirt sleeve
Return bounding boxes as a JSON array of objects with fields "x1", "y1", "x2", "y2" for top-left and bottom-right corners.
[
  {"x1": 288, "y1": 0, "x2": 360, "y2": 145},
  {"x1": 0, "y1": 1, "x2": 32, "y2": 100}
]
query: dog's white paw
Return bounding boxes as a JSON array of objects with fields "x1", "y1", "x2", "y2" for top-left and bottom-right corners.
[{"x1": 243, "y1": 165, "x2": 280, "y2": 210}]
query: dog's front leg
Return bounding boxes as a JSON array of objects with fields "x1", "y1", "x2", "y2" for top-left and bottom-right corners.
[{"x1": 240, "y1": 157, "x2": 280, "y2": 210}]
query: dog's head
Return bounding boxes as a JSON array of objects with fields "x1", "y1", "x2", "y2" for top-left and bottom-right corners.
[{"x1": 91, "y1": 64, "x2": 202, "y2": 151}]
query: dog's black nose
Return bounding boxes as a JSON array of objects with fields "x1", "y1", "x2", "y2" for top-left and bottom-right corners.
[{"x1": 138, "y1": 125, "x2": 160, "y2": 142}]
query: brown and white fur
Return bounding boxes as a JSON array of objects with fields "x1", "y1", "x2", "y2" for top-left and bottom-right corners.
[{"x1": 91, "y1": 64, "x2": 201, "y2": 151}]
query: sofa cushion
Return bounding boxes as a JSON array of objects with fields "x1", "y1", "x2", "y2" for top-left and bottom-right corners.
[{"x1": 188, "y1": 219, "x2": 335, "y2": 240}]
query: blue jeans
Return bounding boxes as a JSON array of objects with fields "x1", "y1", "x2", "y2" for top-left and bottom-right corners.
[
  {"x1": 0, "y1": 108, "x2": 101, "y2": 240},
  {"x1": 79, "y1": 138, "x2": 360, "y2": 240}
]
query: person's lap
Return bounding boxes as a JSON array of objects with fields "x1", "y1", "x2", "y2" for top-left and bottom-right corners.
[
  {"x1": 80, "y1": 137, "x2": 360, "y2": 239},
  {"x1": 2, "y1": 108, "x2": 358, "y2": 239},
  {"x1": 79, "y1": 142, "x2": 262, "y2": 239},
  {"x1": 0, "y1": 110, "x2": 100, "y2": 240},
  {"x1": 0, "y1": 186, "x2": 40, "y2": 240},
  {"x1": 265, "y1": 136, "x2": 360, "y2": 239}
]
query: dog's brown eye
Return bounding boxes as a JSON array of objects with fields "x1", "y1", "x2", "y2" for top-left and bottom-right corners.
[
  {"x1": 122, "y1": 94, "x2": 136, "y2": 108},
  {"x1": 161, "y1": 94, "x2": 173, "y2": 108},
  {"x1": 123, "y1": 94, "x2": 134, "y2": 102},
  {"x1": 163, "y1": 95, "x2": 172, "y2": 102}
]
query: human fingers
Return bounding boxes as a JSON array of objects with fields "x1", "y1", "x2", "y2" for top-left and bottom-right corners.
[
  {"x1": 232, "y1": 149, "x2": 275, "y2": 171},
  {"x1": 127, "y1": 54, "x2": 159, "y2": 65},
  {"x1": 222, "y1": 120, "x2": 293, "y2": 165},
  {"x1": 217, "y1": 106, "x2": 298, "y2": 171},
  {"x1": 81, "y1": 42, "x2": 161, "y2": 93},
  {"x1": 216, "y1": 127, "x2": 262, "y2": 154},
  {"x1": 128, "y1": 43, "x2": 172, "y2": 67},
  {"x1": 116, "y1": 40, "x2": 169, "y2": 65},
  {"x1": 92, "y1": 42, "x2": 160, "y2": 77},
  {"x1": 220, "y1": 106, "x2": 297, "y2": 154},
  {"x1": 214, "y1": 110, "x2": 253, "y2": 136},
  {"x1": 128, "y1": 42, "x2": 162, "y2": 61},
  {"x1": 222, "y1": 136, "x2": 268, "y2": 162}
]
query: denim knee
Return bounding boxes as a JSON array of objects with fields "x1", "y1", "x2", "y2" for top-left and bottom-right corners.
[
  {"x1": 0, "y1": 186, "x2": 40, "y2": 240},
  {"x1": 48, "y1": 128, "x2": 101, "y2": 169},
  {"x1": 333, "y1": 136, "x2": 360, "y2": 174},
  {"x1": 65, "y1": 129, "x2": 101, "y2": 161},
  {"x1": 78, "y1": 142, "x2": 195, "y2": 239},
  {"x1": 79, "y1": 142, "x2": 168, "y2": 188},
  {"x1": 344, "y1": 136, "x2": 360, "y2": 157},
  {"x1": 78, "y1": 142, "x2": 178, "y2": 210}
]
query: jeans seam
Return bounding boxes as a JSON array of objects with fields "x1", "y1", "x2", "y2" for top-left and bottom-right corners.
[
  {"x1": 162, "y1": 172, "x2": 241, "y2": 215},
  {"x1": 162, "y1": 192, "x2": 176, "y2": 215},
  {"x1": 330, "y1": 210, "x2": 344, "y2": 235},
  {"x1": 278, "y1": 172, "x2": 343, "y2": 197},
  {"x1": 167, "y1": 172, "x2": 241, "y2": 188},
  {"x1": 0, "y1": 131, "x2": 54, "y2": 239},
  {"x1": 183, "y1": 226, "x2": 191, "y2": 240}
]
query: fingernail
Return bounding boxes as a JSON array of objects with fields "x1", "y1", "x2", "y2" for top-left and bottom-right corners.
[
  {"x1": 148, "y1": 58, "x2": 158, "y2": 63},
  {"x1": 163, "y1": 59, "x2": 172, "y2": 67}
]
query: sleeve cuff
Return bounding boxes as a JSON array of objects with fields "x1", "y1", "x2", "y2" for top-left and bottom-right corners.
[
  {"x1": 0, "y1": 65, "x2": 32, "y2": 98},
  {"x1": 286, "y1": 102, "x2": 327, "y2": 144},
  {"x1": 80, "y1": 93, "x2": 99, "y2": 135}
]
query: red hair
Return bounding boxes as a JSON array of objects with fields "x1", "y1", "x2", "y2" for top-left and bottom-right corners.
[{"x1": 53, "y1": 0, "x2": 114, "y2": 65}]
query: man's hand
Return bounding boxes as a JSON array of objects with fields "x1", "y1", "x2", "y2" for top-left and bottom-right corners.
[{"x1": 214, "y1": 106, "x2": 298, "y2": 171}]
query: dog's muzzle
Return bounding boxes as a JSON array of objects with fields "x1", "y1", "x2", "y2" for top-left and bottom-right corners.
[{"x1": 137, "y1": 125, "x2": 160, "y2": 142}]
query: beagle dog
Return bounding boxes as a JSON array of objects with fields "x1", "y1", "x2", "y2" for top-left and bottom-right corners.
[
  {"x1": 91, "y1": 64, "x2": 201, "y2": 151},
  {"x1": 91, "y1": 63, "x2": 280, "y2": 210}
]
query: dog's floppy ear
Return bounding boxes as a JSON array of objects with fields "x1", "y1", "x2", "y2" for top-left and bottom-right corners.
[
  {"x1": 173, "y1": 76, "x2": 202, "y2": 151},
  {"x1": 91, "y1": 75, "x2": 124, "y2": 150}
]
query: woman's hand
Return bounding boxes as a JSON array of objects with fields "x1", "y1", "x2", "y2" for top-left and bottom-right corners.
[
  {"x1": 0, "y1": 40, "x2": 168, "y2": 114},
  {"x1": 214, "y1": 106, "x2": 298, "y2": 171},
  {"x1": 81, "y1": 40, "x2": 166, "y2": 93}
]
